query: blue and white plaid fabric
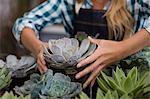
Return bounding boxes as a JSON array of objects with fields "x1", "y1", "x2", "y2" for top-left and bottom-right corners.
[{"x1": 13, "y1": 0, "x2": 150, "y2": 42}]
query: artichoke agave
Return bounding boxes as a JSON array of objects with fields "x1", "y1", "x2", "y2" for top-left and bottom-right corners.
[
  {"x1": 0, "y1": 68, "x2": 12, "y2": 90},
  {"x1": 14, "y1": 69, "x2": 82, "y2": 99},
  {"x1": 42, "y1": 37, "x2": 96, "y2": 72},
  {"x1": 0, "y1": 92, "x2": 30, "y2": 99},
  {"x1": 97, "y1": 67, "x2": 150, "y2": 98},
  {"x1": 77, "y1": 89, "x2": 132, "y2": 99}
]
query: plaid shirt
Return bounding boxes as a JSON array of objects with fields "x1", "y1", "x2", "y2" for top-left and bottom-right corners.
[{"x1": 13, "y1": 0, "x2": 150, "y2": 42}]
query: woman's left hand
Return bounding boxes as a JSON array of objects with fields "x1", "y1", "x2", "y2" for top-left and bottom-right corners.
[{"x1": 75, "y1": 36, "x2": 128, "y2": 88}]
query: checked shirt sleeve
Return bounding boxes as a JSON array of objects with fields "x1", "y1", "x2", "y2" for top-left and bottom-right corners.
[
  {"x1": 143, "y1": 0, "x2": 150, "y2": 34},
  {"x1": 12, "y1": 0, "x2": 62, "y2": 42}
]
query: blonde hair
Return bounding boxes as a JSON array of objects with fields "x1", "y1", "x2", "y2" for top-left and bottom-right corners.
[
  {"x1": 105, "y1": 0, "x2": 134, "y2": 40},
  {"x1": 77, "y1": 0, "x2": 134, "y2": 40}
]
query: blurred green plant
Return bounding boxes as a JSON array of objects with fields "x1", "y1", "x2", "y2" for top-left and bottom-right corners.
[
  {"x1": 77, "y1": 67, "x2": 150, "y2": 99},
  {"x1": 97, "y1": 67, "x2": 150, "y2": 98},
  {"x1": 0, "y1": 68, "x2": 12, "y2": 91},
  {"x1": 0, "y1": 92, "x2": 30, "y2": 99},
  {"x1": 77, "y1": 89, "x2": 132, "y2": 99},
  {"x1": 143, "y1": 47, "x2": 150, "y2": 67}
]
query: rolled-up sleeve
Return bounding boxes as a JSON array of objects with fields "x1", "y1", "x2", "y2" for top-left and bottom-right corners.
[
  {"x1": 143, "y1": 0, "x2": 150, "y2": 34},
  {"x1": 13, "y1": 0, "x2": 62, "y2": 43},
  {"x1": 144, "y1": 17, "x2": 150, "y2": 34}
]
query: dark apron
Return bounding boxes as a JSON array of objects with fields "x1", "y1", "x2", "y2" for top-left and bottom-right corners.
[
  {"x1": 74, "y1": 8, "x2": 109, "y2": 39},
  {"x1": 74, "y1": 8, "x2": 114, "y2": 98}
]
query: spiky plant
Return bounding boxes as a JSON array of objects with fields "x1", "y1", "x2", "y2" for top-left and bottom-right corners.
[
  {"x1": 76, "y1": 89, "x2": 132, "y2": 99},
  {"x1": 97, "y1": 67, "x2": 150, "y2": 98},
  {"x1": 0, "y1": 92, "x2": 30, "y2": 99},
  {"x1": 0, "y1": 68, "x2": 12, "y2": 90}
]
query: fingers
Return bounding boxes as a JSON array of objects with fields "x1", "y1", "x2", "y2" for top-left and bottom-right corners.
[
  {"x1": 77, "y1": 49, "x2": 100, "y2": 68},
  {"x1": 90, "y1": 77, "x2": 96, "y2": 87},
  {"x1": 76, "y1": 58, "x2": 101, "y2": 79},
  {"x1": 37, "y1": 58, "x2": 47, "y2": 73},
  {"x1": 88, "y1": 36, "x2": 101, "y2": 45},
  {"x1": 39, "y1": 52, "x2": 46, "y2": 65},
  {"x1": 37, "y1": 65, "x2": 43, "y2": 73},
  {"x1": 37, "y1": 50, "x2": 47, "y2": 73},
  {"x1": 83, "y1": 64, "x2": 105, "y2": 88}
]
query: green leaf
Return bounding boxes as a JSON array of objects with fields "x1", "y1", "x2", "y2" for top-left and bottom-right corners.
[
  {"x1": 97, "y1": 77, "x2": 110, "y2": 93},
  {"x1": 127, "y1": 67, "x2": 138, "y2": 86},
  {"x1": 112, "y1": 91, "x2": 119, "y2": 99},
  {"x1": 117, "y1": 68, "x2": 126, "y2": 87},
  {"x1": 113, "y1": 69, "x2": 121, "y2": 86},
  {"x1": 142, "y1": 72, "x2": 150, "y2": 87},
  {"x1": 120, "y1": 94, "x2": 132, "y2": 99},
  {"x1": 105, "y1": 91, "x2": 114, "y2": 99},
  {"x1": 79, "y1": 92, "x2": 89, "y2": 99},
  {"x1": 123, "y1": 76, "x2": 133, "y2": 93},
  {"x1": 101, "y1": 71, "x2": 112, "y2": 88},
  {"x1": 96, "y1": 88, "x2": 104, "y2": 99},
  {"x1": 138, "y1": 72, "x2": 149, "y2": 87},
  {"x1": 143, "y1": 84, "x2": 150, "y2": 94},
  {"x1": 130, "y1": 84, "x2": 143, "y2": 97},
  {"x1": 107, "y1": 77, "x2": 126, "y2": 96}
]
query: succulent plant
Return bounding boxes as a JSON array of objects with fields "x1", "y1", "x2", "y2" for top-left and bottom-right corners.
[
  {"x1": 0, "y1": 92, "x2": 30, "y2": 99},
  {"x1": 42, "y1": 37, "x2": 96, "y2": 72},
  {"x1": 14, "y1": 69, "x2": 82, "y2": 99},
  {"x1": 77, "y1": 89, "x2": 132, "y2": 99},
  {"x1": 0, "y1": 55, "x2": 36, "y2": 78},
  {"x1": 97, "y1": 67, "x2": 150, "y2": 98},
  {"x1": 0, "y1": 68, "x2": 12, "y2": 90}
]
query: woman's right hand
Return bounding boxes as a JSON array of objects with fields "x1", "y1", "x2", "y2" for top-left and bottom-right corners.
[{"x1": 36, "y1": 43, "x2": 48, "y2": 73}]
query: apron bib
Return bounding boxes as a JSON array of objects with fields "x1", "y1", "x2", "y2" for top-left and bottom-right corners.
[{"x1": 74, "y1": 8, "x2": 109, "y2": 39}]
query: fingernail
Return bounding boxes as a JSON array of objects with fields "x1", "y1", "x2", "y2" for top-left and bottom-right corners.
[
  {"x1": 44, "y1": 67, "x2": 48, "y2": 72},
  {"x1": 88, "y1": 36, "x2": 92, "y2": 39},
  {"x1": 75, "y1": 74, "x2": 80, "y2": 79},
  {"x1": 77, "y1": 63, "x2": 81, "y2": 68},
  {"x1": 83, "y1": 84, "x2": 87, "y2": 89}
]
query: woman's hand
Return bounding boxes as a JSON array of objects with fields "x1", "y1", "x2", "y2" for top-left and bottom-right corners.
[
  {"x1": 36, "y1": 43, "x2": 48, "y2": 73},
  {"x1": 75, "y1": 36, "x2": 128, "y2": 88}
]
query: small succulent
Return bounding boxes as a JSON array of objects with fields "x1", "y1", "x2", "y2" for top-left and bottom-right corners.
[
  {"x1": 42, "y1": 37, "x2": 96, "y2": 72},
  {"x1": 77, "y1": 89, "x2": 132, "y2": 99},
  {"x1": 0, "y1": 68, "x2": 12, "y2": 90},
  {"x1": 0, "y1": 92, "x2": 30, "y2": 99},
  {"x1": 75, "y1": 32, "x2": 88, "y2": 42},
  {"x1": 0, "y1": 55, "x2": 36, "y2": 78},
  {"x1": 97, "y1": 67, "x2": 150, "y2": 98},
  {"x1": 14, "y1": 69, "x2": 82, "y2": 99}
]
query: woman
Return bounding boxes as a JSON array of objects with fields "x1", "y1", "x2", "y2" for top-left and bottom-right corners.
[{"x1": 13, "y1": 0, "x2": 150, "y2": 88}]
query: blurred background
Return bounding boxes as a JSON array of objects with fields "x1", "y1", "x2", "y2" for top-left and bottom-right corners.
[{"x1": 0, "y1": 0, "x2": 67, "y2": 58}]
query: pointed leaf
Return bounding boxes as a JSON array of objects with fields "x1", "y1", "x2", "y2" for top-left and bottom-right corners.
[
  {"x1": 96, "y1": 88, "x2": 105, "y2": 99},
  {"x1": 79, "y1": 92, "x2": 89, "y2": 99},
  {"x1": 97, "y1": 77, "x2": 110, "y2": 93}
]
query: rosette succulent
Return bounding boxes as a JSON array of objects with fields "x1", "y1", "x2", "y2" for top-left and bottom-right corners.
[
  {"x1": 0, "y1": 55, "x2": 36, "y2": 78},
  {"x1": 14, "y1": 69, "x2": 82, "y2": 99},
  {"x1": 42, "y1": 37, "x2": 96, "y2": 70},
  {"x1": 0, "y1": 68, "x2": 12, "y2": 90}
]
